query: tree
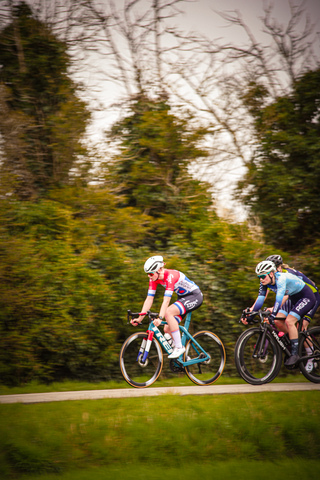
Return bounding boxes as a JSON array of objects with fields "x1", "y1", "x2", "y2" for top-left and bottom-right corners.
[
  {"x1": 107, "y1": 93, "x2": 213, "y2": 246},
  {"x1": 0, "y1": 1, "x2": 91, "y2": 199},
  {"x1": 164, "y1": 1, "x2": 320, "y2": 212},
  {"x1": 237, "y1": 68, "x2": 320, "y2": 252}
]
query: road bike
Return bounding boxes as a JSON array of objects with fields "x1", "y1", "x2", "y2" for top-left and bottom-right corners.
[
  {"x1": 119, "y1": 310, "x2": 226, "y2": 388},
  {"x1": 234, "y1": 308, "x2": 320, "y2": 385}
]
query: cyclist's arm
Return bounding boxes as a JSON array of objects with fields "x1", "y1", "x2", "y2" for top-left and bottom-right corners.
[
  {"x1": 153, "y1": 295, "x2": 171, "y2": 327},
  {"x1": 281, "y1": 295, "x2": 289, "y2": 306},
  {"x1": 250, "y1": 289, "x2": 269, "y2": 310},
  {"x1": 251, "y1": 294, "x2": 266, "y2": 313},
  {"x1": 272, "y1": 276, "x2": 286, "y2": 317},
  {"x1": 241, "y1": 284, "x2": 267, "y2": 323},
  {"x1": 131, "y1": 296, "x2": 154, "y2": 325},
  {"x1": 159, "y1": 295, "x2": 171, "y2": 319}
]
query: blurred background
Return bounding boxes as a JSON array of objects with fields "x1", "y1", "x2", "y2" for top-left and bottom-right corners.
[{"x1": 0, "y1": 0, "x2": 319, "y2": 386}]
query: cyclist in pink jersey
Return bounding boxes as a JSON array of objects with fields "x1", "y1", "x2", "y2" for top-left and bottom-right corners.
[{"x1": 131, "y1": 255, "x2": 203, "y2": 359}]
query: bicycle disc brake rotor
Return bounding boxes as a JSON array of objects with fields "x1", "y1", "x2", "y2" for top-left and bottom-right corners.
[
  {"x1": 258, "y1": 354, "x2": 269, "y2": 363},
  {"x1": 138, "y1": 357, "x2": 149, "y2": 367}
]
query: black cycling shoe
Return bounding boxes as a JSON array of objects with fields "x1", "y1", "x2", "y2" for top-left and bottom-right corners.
[{"x1": 284, "y1": 354, "x2": 300, "y2": 367}]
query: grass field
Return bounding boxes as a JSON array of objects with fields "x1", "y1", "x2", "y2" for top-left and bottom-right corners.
[
  {"x1": 14, "y1": 460, "x2": 320, "y2": 480},
  {"x1": 1, "y1": 385, "x2": 319, "y2": 479}
]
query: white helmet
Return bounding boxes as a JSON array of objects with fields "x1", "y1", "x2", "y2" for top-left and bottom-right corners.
[
  {"x1": 144, "y1": 255, "x2": 164, "y2": 274},
  {"x1": 255, "y1": 260, "x2": 276, "y2": 276}
]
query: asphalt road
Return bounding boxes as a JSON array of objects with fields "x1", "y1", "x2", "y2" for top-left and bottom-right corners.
[{"x1": 1, "y1": 382, "x2": 319, "y2": 404}]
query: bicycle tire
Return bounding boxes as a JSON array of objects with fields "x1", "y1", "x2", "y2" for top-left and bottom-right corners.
[
  {"x1": 298, "y1": 325, "x2": 320, "y2": 384},
  {"x1": 184, "y1": 330, "x2": 226, "y2": 386},
  {"x1": 234, "y1": 327, "x2": 282, "y2": 385},
  {"x1": 119, "y1": 332, "x2": 163, "y2": 388}
]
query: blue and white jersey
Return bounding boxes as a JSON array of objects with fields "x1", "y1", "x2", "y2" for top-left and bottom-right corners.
[
  {"x1": 282, "y1": 267, "x2": 318, "y2": 293},
  {"x1": 253, "y1": 271, "x2": 305, "y2": 316}
]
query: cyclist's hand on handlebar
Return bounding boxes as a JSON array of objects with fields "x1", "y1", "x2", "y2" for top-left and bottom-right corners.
[
  {"x1": 130, "y1": 319, "x2": 141, "y2": 326},
  {"x1": 267, "y1": 312, "x2": 276, "y2": 326},
  {"x1": 240, "y1": 307, "x2": 251, "y2": 325},
  {"x1": 130, "y1": 312, "x2": 146, "y2": 326},
  {"x1": 153, "y1": 318, "x2": 162, "y2": 327}
]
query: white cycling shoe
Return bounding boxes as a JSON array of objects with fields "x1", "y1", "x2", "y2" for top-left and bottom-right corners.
[{"x1": 168, "y1": 346, "x2": 185, "y2": 359}]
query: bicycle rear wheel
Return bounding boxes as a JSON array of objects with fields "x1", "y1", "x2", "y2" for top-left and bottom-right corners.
[
  {"x1": 298, "y1": 326, "x2": 320, "y2": 383},
  {"x1": 119, "y1": 332, "x2": 163, "y2": 388},
  {"x1": 184, "y1": 331, "x2": 226, "y2": 385},
  {"x1": 234, "y1": 327, "x2": 282, "y2": 385}
]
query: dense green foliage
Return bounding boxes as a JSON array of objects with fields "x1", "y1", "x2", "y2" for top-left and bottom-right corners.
[
  {"x1": 0, "y1": 3, "x2": 90, "y2": 199},
  {"x1": 0, "y1": 392, "x2": 319, "y2": 477},
  {"x1": 238, "y1": 69, "x2": 320, "y2": 254},
  {"x1": 108, "y1": 94, "x2": 213, "y2": 247}
]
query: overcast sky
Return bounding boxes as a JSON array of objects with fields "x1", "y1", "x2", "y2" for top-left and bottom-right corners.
[
  {"x1": 73, "y1": 0, "x2": 319, "y2": 219},
  {"x1": 180, "y1": 0, "x2": 320, "y2": 39},
  {"x1": 81, "y1": 0, "x2": 320, "y2": 136}
]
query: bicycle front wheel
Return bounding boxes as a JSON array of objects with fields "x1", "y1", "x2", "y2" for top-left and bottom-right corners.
[
  {"x1": 119, "y1": 332, "x2": 163, "y2": 388},
  {"x1": 298, "y1": 326, "x2": 320, "y2": 383},
  {"x1": 234, "y1": 327, "x2": 282, "y2": 385},
  {"x1": 184, "y1": 331, "x2": 226, "y2": 385}
]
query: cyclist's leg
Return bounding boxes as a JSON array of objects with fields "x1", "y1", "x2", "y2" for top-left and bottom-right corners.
[
  {"x1": 274, "y1": 315, "x2": 287, "y2": 333},
  {"x1": 167, "y1": 290, "x2": 203, "y2": 357},
  {"x1": 285, "y1": 287, "x2": 316, "y2": 365},
  {"x1": 165, "y1": 303, "x2": 183, "y2": 347},
  {"x1": 303, "y1": 292, "x2": 320, "y2": 368},
  {"x1": 275, "y1": 299, "x2": 291, "y2": 333},
  {"x1": 285, "y1": 313, "x2": 299, "y2": 358}
]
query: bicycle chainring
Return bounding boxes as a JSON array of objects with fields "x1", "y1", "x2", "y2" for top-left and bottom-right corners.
[{"x1": 169, "y1": 359, "x2": 185, "y2": 373}]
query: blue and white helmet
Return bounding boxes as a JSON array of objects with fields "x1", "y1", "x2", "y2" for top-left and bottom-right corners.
[
  {"x1": 255, "y1": 260, "x2": 276, "y2": 276},
  {"x1": 144, "y1": 255, "x2": 164, "y2": 274}
]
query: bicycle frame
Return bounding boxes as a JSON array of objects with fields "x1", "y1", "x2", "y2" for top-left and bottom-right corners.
[
  {"x1": 138, "y1": 311, "x2": 211, "y2": 367},
  {"x1": 244, "y1": 309, "x2": 314, "y2": 364}
]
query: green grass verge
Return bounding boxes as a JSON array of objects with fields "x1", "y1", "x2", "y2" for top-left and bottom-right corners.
[
  {"x1": 17, "y1": 460, "x2": 320, "y2": 480},
  {"x1": 0, "y1": 392, "x2": 319, "y2": 478}
]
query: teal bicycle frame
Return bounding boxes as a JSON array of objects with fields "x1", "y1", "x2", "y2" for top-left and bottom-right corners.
[{"x1": 141, "y1": 312, "x2": 211, "y2": 367}]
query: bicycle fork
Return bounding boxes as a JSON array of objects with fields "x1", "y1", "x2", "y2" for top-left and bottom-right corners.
[
  {"x1": 253, "y1": 328, "x2": 269, "y2": 359},
  {"x1": 137, "y1": 330, "x2": 154, "y2": 363}
]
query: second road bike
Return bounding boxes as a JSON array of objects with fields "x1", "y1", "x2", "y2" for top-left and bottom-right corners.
[{"x1": 235, "y1": 308, "x2": 320, "y2": 385}]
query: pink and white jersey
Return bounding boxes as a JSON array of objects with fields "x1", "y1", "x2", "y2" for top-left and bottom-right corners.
[{"x1": 147, "y1": 269, "x2": 199, "y2": 298}]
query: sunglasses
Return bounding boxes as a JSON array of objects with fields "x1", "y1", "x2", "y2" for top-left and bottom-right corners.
[
  {"x1": 257, "y1": 273, "x2": 269, "y2": 279},
  {"x1": 148, "y1": 272, "x2": 157, "y2": 277}
]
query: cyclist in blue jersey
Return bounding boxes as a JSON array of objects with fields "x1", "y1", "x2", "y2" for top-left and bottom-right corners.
[
  {"x1": 266, "y1": 255, "x2": 320, "y2": 326},
  {"x1": 266, "y1": 255, "x2": 320, "y2": 372},
  {"x1": 246, "y1": 260, "x2": 317, "y2": 366}
]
